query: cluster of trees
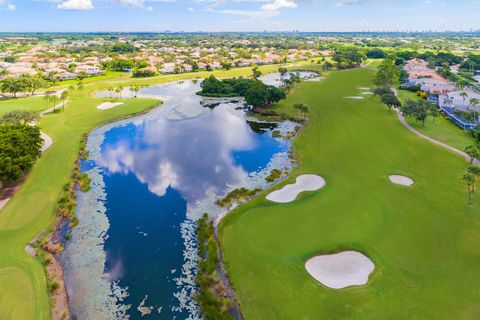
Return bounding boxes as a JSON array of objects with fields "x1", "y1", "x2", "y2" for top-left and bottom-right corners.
[
  {"x1": 0, "y1": 110, "x2": 38, "y2": 125},
  {"x1": 0, "y1": 124, "x2": 42, "y2": 188},
  {"x1": 418, "y1": 51, "x2": 463, "y2": 68},
  {"x1": 101, "y1": 58, "x2": 148, "y2": 72},
  {"x1": 375, "y1": 59, "x2": 400, "y2": 88},
  {"x1": 293, "y1": 103, "x2": 309, "y2": 121},
  {"x1": 1, "y1": 75, "x2": 47, "y2": 97},
  {"x1": 401, "y1": 99, "x2": 439, "y2": 126},
  {"x1": 132, "y1": 68, "x2": 156, "y2": 78},
  {"x1": 110, "y1": 43, "x2": 138, "y2": 54},
  {"x1": 373, "y1": 87, "x2": 401, "y2": 111},
  {"x1": 333, "y1": 46, "x2": 365, "y2": 69},
  {"x1": 282, "y1": 72, "x2": 302, "y2": 91},
  {"x1": 194, "y1": 214, "x2": 234, "y2": 320},
  {"x1": 366, "y1": 48, "x2": 387, "y2": 59},
  {"x1": 199, "y1": 75, "x2": 286, "y2": 108},
  {"x1": 374, "y1": 59, "x2": 402, "y2": 111},
  {"x1": 470, "y1": 127, "x2": 480, "y2": 145},
  {"x1": 460, "y1": 54, "x2": 480, "y2": 72}
]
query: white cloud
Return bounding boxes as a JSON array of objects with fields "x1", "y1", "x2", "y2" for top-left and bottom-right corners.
[
  {"x1": 117, "y1": 0, "x2": 152, "y2": 11},
  {"x1": 57, "y1": 0, "x2": 94, "y2": 10},
  {"x1": 187, "y1": 6, "x2": 194, "y2": 11},
  {"x1": 334, "y1": 0, "x2": 362, "y2": 7},
  {"x1": 116, "y1": 0, "x2": 177, "y2": 11},
  {"x1": 7, "y1": 3, "x2": 15, "y2": 10},
  {"x1": 261, "y1": 0, "x2": 297, "y2": 11}
]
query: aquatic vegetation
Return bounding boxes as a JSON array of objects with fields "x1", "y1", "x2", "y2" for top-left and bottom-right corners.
[
  {"x1": 272, "y1": 130, "x2": 281, "y2": 138},
  {"x1": 215, "y1": 188, "x2": 261, "y2": 208},
  {"x1": 194, "y1": 214, "x2": 234, "y2": 320},
  {"x1": 265, "y1": 169, "x2": 283, "y2": 183},
  {"x1": 78, "y1": 173, "x2": 91, "y2": 192}
]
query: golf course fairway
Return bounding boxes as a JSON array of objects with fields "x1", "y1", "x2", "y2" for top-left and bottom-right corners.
[{"x1": 219, "y1": 67, "x2": 480, "y2": 319}]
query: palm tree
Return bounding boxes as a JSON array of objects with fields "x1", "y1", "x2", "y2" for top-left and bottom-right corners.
[
  {"x1": 60, "y1": 90, "x2": 69, "y2": 111},
  {"x1": 129, "y1": 87, "x2": 135, "y2": 98},
  {"x1": 293, "y1": 103, "x2": 303, "y2": 118},
  {"x1": 467, "y1": 165, "x2": 480, "y2": 192},
  {"x1": 133, "y1": 86, "x2": 140, "y2": 98},
  {"x1": 50, "y1": 95, "x2": 59, "y2": 113},
  {"x1": 43, "y1": 92, "x2": 51, "y2": 109},
  {"x1": 469, "y1": 98, "x2": 480, "y2": 121},
  {"x1": 460, "y1": 91, "x2": 468, "y2": 109},
  {"x1": 107, "y1": 86, "x2": 114, "y2": 98},
  {"x1": 300, "y1": 104, "x2": 309, "y2": 121},
  {"x1": 465, "y1": 145, "x2": 480, "y2": 164},
  {"x1": 117, "y1": 85, "x2": 124, "y2": 99},
  {"x1": 463, "y1": 172, "x2": 475, "y2": 204}
]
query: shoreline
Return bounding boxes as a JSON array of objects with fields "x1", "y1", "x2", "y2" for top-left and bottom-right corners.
[
  {"x1": 42, "y1": 67, "x2": 305, "y2": 319},
  {"x1": 44, "y1": 100, "x2": 163, "y2": 320},
  {"x1": 212, "y1": 117, "x2": 305, "y2": 320}
]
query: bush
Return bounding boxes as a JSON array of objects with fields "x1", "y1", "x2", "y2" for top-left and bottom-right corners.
[
  {"x1": 265, "y1": 169, "x2": 282, "y2": 183},
  {"x1": 215, "y1": 188, "x2": 260, "y2": 208},
  {"x1": 78, "y1": 173, "x2": 91, "y2": 192},
  {"x1": 373, "y1": 87, "x2": 394, "y2": 96}
]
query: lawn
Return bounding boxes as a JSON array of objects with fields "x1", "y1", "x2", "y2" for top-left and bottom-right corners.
[
  {"x1": 0, "y1": 96, "x2": 46, "y2": 116},
  {"x1": 397, "y1": 89, "x2": 476, "y2": 151},
  {"x1": 219, "y1": 67, "x2": 480, "y2": 319},
  {"x1": 0, "y1": 86, "x2": 159, "y2": 319},
  {"x1": 0, "y1": 61, "x2": 317, "y2": 319}
]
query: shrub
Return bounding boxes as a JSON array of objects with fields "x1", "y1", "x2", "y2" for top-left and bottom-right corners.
[{"x1": 265, "y1": 169, "x2": 282, "y2": 183}]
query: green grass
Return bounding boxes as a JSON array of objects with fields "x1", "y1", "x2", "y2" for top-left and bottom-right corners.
[
  {"x1": 219, "y1": 68, "x2": 480, "y2": 319},
  {"x1": 0, "y1": 60, "x2": 316, "y2": 320},
  {"x1": 57, "y1": 71, "x2": 125, "y2": 86},
  {"x1": 397, "y1": 89, "x2": 475, "y2": 151},
  {"x1": 0, "y1": 87, "x2": 159, "y2": 320},
  {"x1": 0, "y1": 96, "x2": 46, "y2": 116}
]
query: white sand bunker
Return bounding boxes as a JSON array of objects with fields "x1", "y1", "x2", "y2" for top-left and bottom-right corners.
[
  {"x1": 388, "y1": 175, "x2": 414, "y2": 186},
  {"x1": 266, "y1": 174, "x2": 325, "y2": 203},
  {"x1": 345, "y1": 96, "x2": 364, "y2": 100},
  {"x1": 358, "y1": 87, "x2": 371, "y2": 90},
  {"x1": 361, "y1": 91, "x2": 374, "y2": 95},
  {"x1": 305, "y1": 251, "x2": 375, "y2": 289},
  {"x1": 96, "y1": 102, "x2": 124, "y2": 110}
]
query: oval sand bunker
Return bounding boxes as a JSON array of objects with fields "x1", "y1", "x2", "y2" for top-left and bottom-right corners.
[
  {"x1": 96, "y1": 102, "x2": 124, "y2": 110},
  {"x1": 388, "y1": 175, "x2": 414, "y2": 186},
  {"x1": 305, "y1": 251, "x2": 375, "y2": 289},
  {"x1": 266, "y1": 174, "x2": 325, "y2": 203}
]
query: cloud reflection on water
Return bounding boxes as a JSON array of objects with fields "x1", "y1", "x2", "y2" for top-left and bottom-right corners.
[{"x1": 99, "y1": 102, "x2": 258, "y2": 209}]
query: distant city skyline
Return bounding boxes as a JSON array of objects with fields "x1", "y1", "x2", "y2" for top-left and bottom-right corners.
[{"x1": 0, "y1": 0, "x2": 479, "y2": 32}]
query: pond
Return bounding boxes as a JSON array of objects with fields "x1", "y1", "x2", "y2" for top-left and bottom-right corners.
[
  {"x1": 59, "y1": 75, "x2": 299, "y2": 319},
  {"x1": 260, "y1": 71, "x2": 320, "y2": 87}
]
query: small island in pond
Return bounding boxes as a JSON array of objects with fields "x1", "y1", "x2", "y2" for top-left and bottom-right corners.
[{"x1": 198, "y1": 75, "x2": 286, "y2": 109}]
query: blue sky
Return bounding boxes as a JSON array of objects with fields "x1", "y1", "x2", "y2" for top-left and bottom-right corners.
[{"x1": 0, "y1": 0, "x2": 478, "y2": 32}]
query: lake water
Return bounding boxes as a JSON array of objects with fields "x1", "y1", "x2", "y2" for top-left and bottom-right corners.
[
  {"x1": 60, "y1": 74, "x2": 301, "y2": 320},
  {"x1": 260, "y1": 71, "x2": 319, "y2": 87}
]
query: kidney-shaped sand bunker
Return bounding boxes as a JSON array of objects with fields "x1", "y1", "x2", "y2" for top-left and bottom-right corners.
[
  {"x1": 266, "y1": 174, "x2": 325, "y2": 203},
  {"x1": 305, "y1": 251, "x2": 375, "y2": 289}
]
